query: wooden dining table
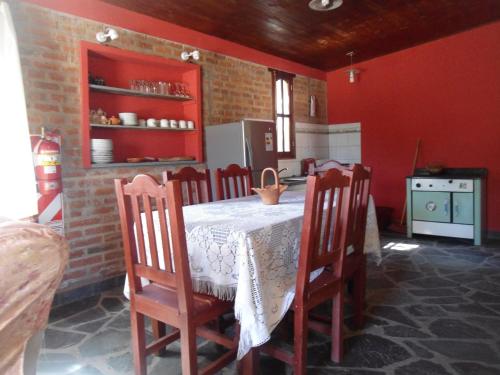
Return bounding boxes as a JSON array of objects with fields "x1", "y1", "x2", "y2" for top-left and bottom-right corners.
[{"x1": 123, "y1": 190, "x2": 381, "y2": 373}]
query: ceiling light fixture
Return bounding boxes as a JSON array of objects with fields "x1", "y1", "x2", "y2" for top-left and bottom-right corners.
[
  {"x1": 96, "y1": 27, "x2": 119, "y2": 44},
  {"x1": 308, "y1": 0, "x2": 343, "y2": 11},
  {"x1": 346, "y1": 51, "x2": 360, "y2": 83},
  {"x1": 181, "y1": 50, "x2": 200, "y2": 62}
]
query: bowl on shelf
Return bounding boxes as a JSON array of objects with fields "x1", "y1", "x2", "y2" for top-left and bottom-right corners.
[
  {"x1": 146, "y1": 118, "x2": 158, "y2": 127},
  {"x1": 91, "y1": 138, "x2": 113, "y2": 164},
  {"x1": 426, "y1": 163, "x2": 444, "y2": 175},
  {"x1": 118, "y1": 112, "x2": 138, "y2": 126},
  {"x1": 90, "y1": 138, "x2": 113, "y2": 150}
]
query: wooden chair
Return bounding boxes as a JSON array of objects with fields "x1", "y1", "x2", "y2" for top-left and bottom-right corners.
[
  {"x1": 262, "y1": 168, "x2": 355, "y2": 374},
  {"x1": 163, "y1": 167, "x2": 213, "y2": 205},
  {"x1": 308, "y1": 159, "x2": 348, "y2": 176},
  {"x1": 163, "y1": 167, "x2": 225, "y2": 334},
  {"x1": 305, "y1": 163, "x2": 372, "y2": 362},
  {"x1": 341, "y1": 164, "x2": 372, "y2": 329},
  {"x1": 156, "y1": 169, "x2": 210, "y2": 349},
  {"x1": 215, "y1": 164, "x2": 253, "y2": 200},
  {"x1": 115, "y1": 175, "x2": 238, "y2": 375}
]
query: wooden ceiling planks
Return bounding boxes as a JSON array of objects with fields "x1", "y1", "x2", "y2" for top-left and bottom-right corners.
[{"x1": 101, "y1": 0, "x2": 500, "y2": 70}]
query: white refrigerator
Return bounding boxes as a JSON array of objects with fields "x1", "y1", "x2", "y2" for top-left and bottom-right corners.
[{"x1": 205, "y1": 119, "x2": 278, "y2": 188}]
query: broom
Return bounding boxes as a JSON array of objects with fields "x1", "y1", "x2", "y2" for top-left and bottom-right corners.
[{"x1": 389, "y1": 138, "x2": 421, "y2": 234}]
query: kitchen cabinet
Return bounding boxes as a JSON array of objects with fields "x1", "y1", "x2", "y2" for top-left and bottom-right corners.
[
  {"x1": 412, "y1": 192, "x2": 451, "y2": 223},
  {"x1": 453, "y1": 192, "x2": 474, "y2": 225},
  {"x1": 80, "y1": 42, "x2": 203, "y2": 168}
]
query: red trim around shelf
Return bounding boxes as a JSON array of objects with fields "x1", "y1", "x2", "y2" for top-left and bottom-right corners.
[
  {"x1": 80, "y1": 42, "x2": 204, "y2": 168},
  {"x1": 80, "y1": 44, "x2": 91, "y2": 168}
]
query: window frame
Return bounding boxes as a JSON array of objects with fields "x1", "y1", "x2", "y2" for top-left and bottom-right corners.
[{"x1": 270, "y1": 69, "x2": 296, "y2": 159}]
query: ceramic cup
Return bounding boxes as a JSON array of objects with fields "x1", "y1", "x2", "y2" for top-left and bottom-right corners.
[
  {"x1": 138, "y1": 119, "x2": 146, "y2": 127},
  {"x1": 160, "y1": 119, "x2": 169, "y2": 128},
  {"x1": 187, "y1": 120, "x2": 194, "y2": 129},
  {"x1": 147, "y1": 118, "x2": 158, "y2": 127},
  {"x1": 179, "y1": 120, "x2": 187, "y2": 129},
  {"x1": 170, "y1": 119, "x2": 178, "y2": 128}
]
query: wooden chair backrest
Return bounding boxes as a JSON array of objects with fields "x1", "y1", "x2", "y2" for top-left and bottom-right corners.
[
  {"x1": 295, "y1": 169, "x2": 354, "y2": 303},
  {"x1": 163, "y1": 167, "x2": 213, "y2": 206},
  {"x1": 342, "y1": 164, "x2": 372, "y2": 256},
  {"x1": 215, "y1": 164, "x2": 253, "y2": 200},
  {"x1": 115, "y1": 175, "x2": 194, "y2": 315},
  {"x1": 309, "y1": 160, "x2": 348, "y2": 176}
]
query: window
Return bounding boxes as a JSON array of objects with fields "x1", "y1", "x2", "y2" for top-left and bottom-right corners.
[{"x1": 270, "y1": 69, "x2": 295, "y2": 159}]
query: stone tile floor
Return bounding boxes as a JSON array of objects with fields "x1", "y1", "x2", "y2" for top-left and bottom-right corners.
[{"x1": 38, "y1": 233, "x2": 500, "y2": 374}]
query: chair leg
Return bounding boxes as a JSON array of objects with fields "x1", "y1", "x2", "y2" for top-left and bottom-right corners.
[
  {"x1": 238, "y1": 347, "x2": 260, "y2": 375},
  {"x1": 130, "y1": 310, "x2": 147, "y2": 375},
  {"x1": 293, "y1": 308, "x2": 308, "y2": 375},
  {"x1": 331, "y1": 288, "x2": 344, "y2": 363},
  {"x1": 151, "y1": 319, "x2": 167, "y2": 356},
  {"x1": 353, "y1": 260, "x2": 367, "y2": 329},
  {"x1": 287, "y1": 310, "x2": 294, "y2": 341},
  {"x1": 212, "y1": 316, "x2": 225, "y2": 333},
  {"x1": 276, "y1": 311, "x2": 293, "y2": 342},
  {"x1": 180, "y1": 323, "x2": 197, "y2": 375}
]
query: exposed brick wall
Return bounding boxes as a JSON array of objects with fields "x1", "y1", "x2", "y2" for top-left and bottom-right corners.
[
  {"x1": 10, "y1": 1, "x2": 327, "y2": 292},
  {"x1": 294, "y1": 76, "x2": 328, "y2": 124}
]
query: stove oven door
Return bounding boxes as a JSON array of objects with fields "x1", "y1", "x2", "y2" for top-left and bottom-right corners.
[
  {"x1": 412, "y1": 191, "x2": 451, "y2": 223},
  {"x1": 453, "y1": 192, "x2": 474, "y2": 224}
]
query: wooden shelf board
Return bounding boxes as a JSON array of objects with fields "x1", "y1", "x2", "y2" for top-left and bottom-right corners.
[
  {"x1": 90, "y1": 124, "x2": 197, "y2": 131},
  {"x1": 90, "y1": 160, "x2": 198, "y2": 168},
  {"x1": 89, "y1": 84, "x2": 193, "y2": 102}
]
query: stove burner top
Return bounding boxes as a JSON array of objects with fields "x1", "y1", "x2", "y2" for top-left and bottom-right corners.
[{"x1": 410, "y1": 168, "x2": 487, "y2": 179}]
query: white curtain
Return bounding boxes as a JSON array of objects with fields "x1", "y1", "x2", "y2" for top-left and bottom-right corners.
[{"x1": 0, "y1": 1, "x2": 37, "y2": 220}]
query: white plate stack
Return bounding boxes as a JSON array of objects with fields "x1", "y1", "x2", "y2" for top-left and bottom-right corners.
[{"x1": 91, "y1": 138, "x2": 113, "y2": 164}]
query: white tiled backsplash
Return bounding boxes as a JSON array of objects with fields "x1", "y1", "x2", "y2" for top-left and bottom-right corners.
[{"x1": 278, "y1": 122, "x2": 361, "y2": 177}]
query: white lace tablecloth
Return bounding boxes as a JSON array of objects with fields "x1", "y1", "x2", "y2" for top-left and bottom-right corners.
[{"x1": 123, "y1": 191, "x2": 381, "y2": 359}]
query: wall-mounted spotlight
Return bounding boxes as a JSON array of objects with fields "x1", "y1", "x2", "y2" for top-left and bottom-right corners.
[
  {"x1": 96, "y1": 28, "x2": 119, "y2": 44},
  {"x1": 181, "y1": 50, "x2": 200, "y2": 62}
]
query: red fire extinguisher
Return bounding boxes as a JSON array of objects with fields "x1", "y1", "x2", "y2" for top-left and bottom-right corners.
[{"x1": 33, "y1": 127, "x2": 62, "y2": 195}]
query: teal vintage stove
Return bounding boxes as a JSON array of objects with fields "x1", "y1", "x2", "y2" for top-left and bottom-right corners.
[{"x1": 406, "y1": 168, "x2": 487, "y2": 245}]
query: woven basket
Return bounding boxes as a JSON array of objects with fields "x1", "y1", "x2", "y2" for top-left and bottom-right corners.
[{"x1": 251, "y1": 168, "x2": 288, "y2": 205}]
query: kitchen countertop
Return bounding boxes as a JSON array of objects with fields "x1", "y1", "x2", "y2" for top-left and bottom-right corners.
[
  {"x1": 280, "y1": 176, "x2": 308, "y2": 186},
  {"x1": 408, "y1": 168, "x2": 487, "y2": 179}
]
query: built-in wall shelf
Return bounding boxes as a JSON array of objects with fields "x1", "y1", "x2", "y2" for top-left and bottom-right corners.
[
  {"x1": 80, "y1": 41, "x2": 203, "y2": 169},
  {"x1": 89, "y1": 84, "x2": 193, "y2": 102},
  {"x1": 91, "y1": 160, "x2": 198, "y2": 169},
  {"x1": 90, "y1": 124, "x2": 196, "y2": 131}
]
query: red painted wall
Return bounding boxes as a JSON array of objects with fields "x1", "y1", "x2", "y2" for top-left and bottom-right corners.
[{"x1": 327, "y1": 22, "x2": 500, "y2": 231}]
